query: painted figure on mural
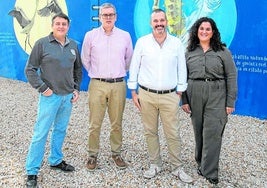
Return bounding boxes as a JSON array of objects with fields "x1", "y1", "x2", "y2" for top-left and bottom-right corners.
[
  {"x1": 152, "y1": 0, "x2": 186, "y2": 36},
  {"x1": 8, "y1": 0, "x2": 66, "y2": 53},
  {"x1": 81, "y1": 3, "x2": 133, "y2": 171},
  {"x1": 24, "y1": 13, "x2": 82, "y2": 188},
  {"x1": 134, "y1": 0, "x2": 227, "y2": 46},
  {"x1": 127, "y1": 8, "x2": 193, "y2": 183},
  {"x1": 181, "y1": 17, "x2": 237, "y2": 185}
]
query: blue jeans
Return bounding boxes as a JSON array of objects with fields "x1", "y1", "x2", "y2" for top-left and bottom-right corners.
[{"x1": 26, "y1": 93, "x2": 73, "y2": 175}]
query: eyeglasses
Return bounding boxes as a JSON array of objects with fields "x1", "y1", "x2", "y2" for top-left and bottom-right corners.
[{"x1": 101, "y1": 13, "x2": 116, "y2": 19}]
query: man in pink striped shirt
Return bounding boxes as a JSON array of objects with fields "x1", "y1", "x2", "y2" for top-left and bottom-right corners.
[{"x1": 81, "y1": 3, "x2": 133, "y2": 171}]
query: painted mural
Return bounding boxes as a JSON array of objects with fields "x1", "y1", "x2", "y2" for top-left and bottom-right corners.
[
  {"x1": 134, "y1": 0, "x2": 236, "y2": 47},
  {"x1": 0, "y1": 0, "x2": 266, "y2": 119},
  {"x1": 8, "y1": 0, "x2": 68, "y2": 54}
]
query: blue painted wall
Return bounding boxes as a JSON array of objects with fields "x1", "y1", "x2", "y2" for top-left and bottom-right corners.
[{"x1": 1, "y1": 0, "x2": 266, "y2": 119}]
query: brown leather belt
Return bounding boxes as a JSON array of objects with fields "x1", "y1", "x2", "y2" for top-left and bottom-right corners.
[
  {"x1": 94, "y1": 77, "x2": 124, "y2": 83},
  {"x1": 139, "y1": 85, "x2": 176, "y2": 94}
]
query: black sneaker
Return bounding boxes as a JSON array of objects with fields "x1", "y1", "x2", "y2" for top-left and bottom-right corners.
[
  {"x1": 207, "y1": 177, "x2": 219, "y2": 185},
  {"x1": 50, "y1": 160, "x2": 75, "y2": 172},
  {"x1": 26, "y1": 175, "x2": 37, "y2": 188}
]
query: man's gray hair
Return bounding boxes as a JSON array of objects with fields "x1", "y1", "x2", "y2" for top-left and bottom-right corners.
[{"x1": 99, "y1": 3, "x2": 116, "y2": 14}]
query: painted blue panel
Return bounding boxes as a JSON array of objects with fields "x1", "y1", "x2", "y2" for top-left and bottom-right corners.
[{"x1": 230, "y1": 0, "x2": 267, "y2": 118}]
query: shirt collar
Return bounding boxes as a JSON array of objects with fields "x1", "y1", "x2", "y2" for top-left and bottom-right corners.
[
  {"x1": 100, "y1": 26, "x2": 116, "y2": 35},
  {"x1": 48, "y1": 32, "x2": 70, "y2": 45},
  {"x1": 151, "y1": 32, "x2": 170, "y2": 46}
]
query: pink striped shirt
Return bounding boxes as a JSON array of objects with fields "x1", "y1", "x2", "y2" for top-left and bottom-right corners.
[{"x1": 81, "y1": 26, "x2": 133, "y2": 79}]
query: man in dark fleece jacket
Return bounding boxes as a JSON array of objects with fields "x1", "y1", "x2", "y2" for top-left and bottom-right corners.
[{"x1": 24, "y1": 12, "x2": 82, "y2": 188}]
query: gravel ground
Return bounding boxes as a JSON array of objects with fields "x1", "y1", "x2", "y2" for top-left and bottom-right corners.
[{"x1": 0, "y1": 77, "x2": 266, "y2": 188}]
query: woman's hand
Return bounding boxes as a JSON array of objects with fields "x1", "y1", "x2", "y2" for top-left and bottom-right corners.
[{"x1": 226, "y1": 107, "x2": 235, "y2": 115}]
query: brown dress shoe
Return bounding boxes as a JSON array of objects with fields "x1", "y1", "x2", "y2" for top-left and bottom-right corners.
[
  {"x1": 86, "y1": 156, "x2": 97, "y2": 171},
  {"x1": 112, "y1": 155, "x2": 127, "y2": 169}
]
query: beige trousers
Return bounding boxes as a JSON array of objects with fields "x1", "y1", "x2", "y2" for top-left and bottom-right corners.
[
  {"x1": 139, "y1": 88, "x2": 182, "y2": 170},
  {"x1": 87, "y1": 79, "x2": 126, "y2": 157}
]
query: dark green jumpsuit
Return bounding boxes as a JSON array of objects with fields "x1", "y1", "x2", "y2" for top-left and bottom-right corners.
[{"x1": 182, "y1": 46, "x2": 237, "y2": 180}]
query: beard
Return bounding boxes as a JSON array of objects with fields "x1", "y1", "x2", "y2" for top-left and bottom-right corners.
[{"x1": 154, "y1": 25, "x2": 166, "y2": 34}]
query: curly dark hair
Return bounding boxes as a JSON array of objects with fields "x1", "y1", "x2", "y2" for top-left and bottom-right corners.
[{"x1": 187, "y1": 17, "x2": 226, "y2": 52}]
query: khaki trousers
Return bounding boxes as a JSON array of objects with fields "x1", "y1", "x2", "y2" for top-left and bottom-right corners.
[
  {"x1": 88, "y1": 79, "x2": 126, "y2": 156},
  {"x1": 139, "y1": 88, "x2": 182, "y2": 170}
]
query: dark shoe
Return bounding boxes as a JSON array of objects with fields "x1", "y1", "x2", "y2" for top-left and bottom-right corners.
[
  {"x1": 207, "y1": 178, "x2": 219, "y2": 185},
  {"x1": 86, "y1": 156, "x2": 97, "y2": 171},
  {"x1": 26, "y1": 175, "x2": 37, "y2": 188},
  {"x1": 50, "y1": 160, "x2": 75, "y2": 172},
  {"x1": 197, "y1": 166, "x2": 203, "y2": 176},
  {"x1": 112, "y1": 155, "x2": 127, "y2": 169}
]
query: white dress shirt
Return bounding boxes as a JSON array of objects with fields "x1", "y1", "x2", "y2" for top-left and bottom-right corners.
[{"x1": 127, "y1": 33, "x2": 187, "y2": 92}]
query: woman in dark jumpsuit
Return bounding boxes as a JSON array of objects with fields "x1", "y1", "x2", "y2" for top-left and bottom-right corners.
[{"x1": 182, "y1": 17, "x2": 237, "y2": 185}]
